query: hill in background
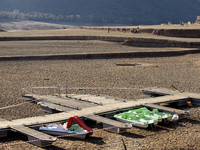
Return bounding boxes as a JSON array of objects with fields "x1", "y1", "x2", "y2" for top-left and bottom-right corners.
[{"x1": 0, "y1": 0, "x2": 200, "y2": 25}]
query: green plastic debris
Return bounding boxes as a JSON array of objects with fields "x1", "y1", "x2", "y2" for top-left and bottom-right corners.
[
  {"x1": 114, "y1": 107, "x2": 172, "y2": 128},
  {"x1": 151, "y1": 109, "x2": 172, "y2": 120}
]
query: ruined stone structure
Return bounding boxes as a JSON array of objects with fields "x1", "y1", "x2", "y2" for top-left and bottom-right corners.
[{"x1": 196, "y1": 16, "x2": 200, "y2": 24}]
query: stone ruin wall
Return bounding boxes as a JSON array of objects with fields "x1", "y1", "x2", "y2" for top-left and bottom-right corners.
[{"x1": 196, "y1": 16, "x2": 200, "y2": 24}]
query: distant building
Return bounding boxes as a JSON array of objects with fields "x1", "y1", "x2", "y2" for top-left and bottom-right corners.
[
  {"x1": 197, "y1": 16, "x2": 200, "y2": 23},
  {"x1": 0, "y1": 24, "x2": 3, "y2": 31}
]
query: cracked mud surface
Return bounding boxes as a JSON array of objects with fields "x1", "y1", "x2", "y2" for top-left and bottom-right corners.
[{"x1": 0, "y1": 39, "x2": 200, "y2": 149}]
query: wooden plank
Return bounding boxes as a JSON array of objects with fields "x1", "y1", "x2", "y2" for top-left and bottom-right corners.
[
  {"x1": 12, "y1": 125, "x2": 52, "y2": 139},
  {"x1": 141, "y1": 87, "x2": 181, "y2": 96},
  {"x1": 85, "y1": 115, "x2": 132, "y2": 133},
  {"x1": 78, "y1": 97, "x2": 118, "y2": 105},
  {"x1": 187, "y1": 93, "x2": 200, "y2": 101},
  {"x1": 66, "y1": 94, "x2": 128, "y2": 102},
  {"x1": 3, "y1": 113, "x2": 70, "y2": 128},
  {"x1": 85, "y1": 115, "x2": 131, "y2": 128},
  {"x1": 0, "y1": 118, "x2": 6, "y2": 121},
  {"x1": 12, "y1": 125, "x2": 57, "y2": 147},
  {"x1": 0, "y1": 94, "x2": 192, "y2": 129},
  {"x1": 62, "y1": 94, "x2": 103, "y2": 105},
  {"x1": 0, "y1": 92, "x2": 199, "y2": 131},
  {"x1": 143, "y1": 103, "x2": 190, "y2": 115},
  {"x1": 0, "y1": 120, "x2": 12, "y2": 129},
  {"x1": 24, "y1": 93, "x2": 124, "y2": 105},
  {"x1": 138, "y1": 94, "x2": 190, "y2": 104},
  {"x1": 141, "y1": 89, "x2": 200, "y2": 100},
  {"x1": 68, "y1": 94, "x2": 107, "y2": 100},
  {"x1": 23, "y1": 94, "x2": 99, "y2": 107},
  {"x1": 39, "y1": 95, "x2": 98, "y2": 108},
  {"x1": 39, "y1": 102, "x2": 74, "y2": 112},
  {"x1": 67, "y1": 94, "x2": 119, "y2": 105}
]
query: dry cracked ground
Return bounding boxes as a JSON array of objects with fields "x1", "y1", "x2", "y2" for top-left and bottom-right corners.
[{"x1": 0, "y1": 39, "x2": 200, "y2": 150}]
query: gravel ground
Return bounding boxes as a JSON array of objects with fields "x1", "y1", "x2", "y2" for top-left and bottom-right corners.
[
  {"x1": 0, "y1": 43, "x2": 200, "y2": 149},
  {"x1": 0, "y1": 40, "x2": 196, "y2": 56},
  {"x1": 1, "y1": 28, "x2": 200, "y2": 43},
  {"x1": 0, "y1": 50, "x2": 200, "y2": 149}
]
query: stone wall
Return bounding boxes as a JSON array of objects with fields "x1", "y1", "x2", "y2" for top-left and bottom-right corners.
[
  {"x1": 82, "y1": 27, "x2": 200, "y2": 38},
  {"x1": 122, "y1": 38, "x2": 200, "y2": 48},
  {"x1": 162, "y1": 29, "x2": 200, "y2": 37},
  {"x1": 0, "y1": 35, "x2": 200, "y2": 48}
]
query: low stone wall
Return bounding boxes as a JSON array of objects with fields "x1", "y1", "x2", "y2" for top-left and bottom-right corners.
[
  {"x1": 82, "y1": 27, "x2": 200, "y2": 37},
  {"x1": 139, "y1": 29, "x2": 200, "y2": 37},
  {"x1": 162, "y1": 29, "x2": 200, "y2": 37},
  {"x1": 1, "y1": 49, "x2": 200, "y2": 61},
  {"x1": 0, "y1": 36, "x2": 125, "y2": 42},
  {"x1": 122, "y1": 38, "x2": 200, "y2": 48},
  {"x1": 0, "y1": 35, "x2": 200, "y2": 48}
]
